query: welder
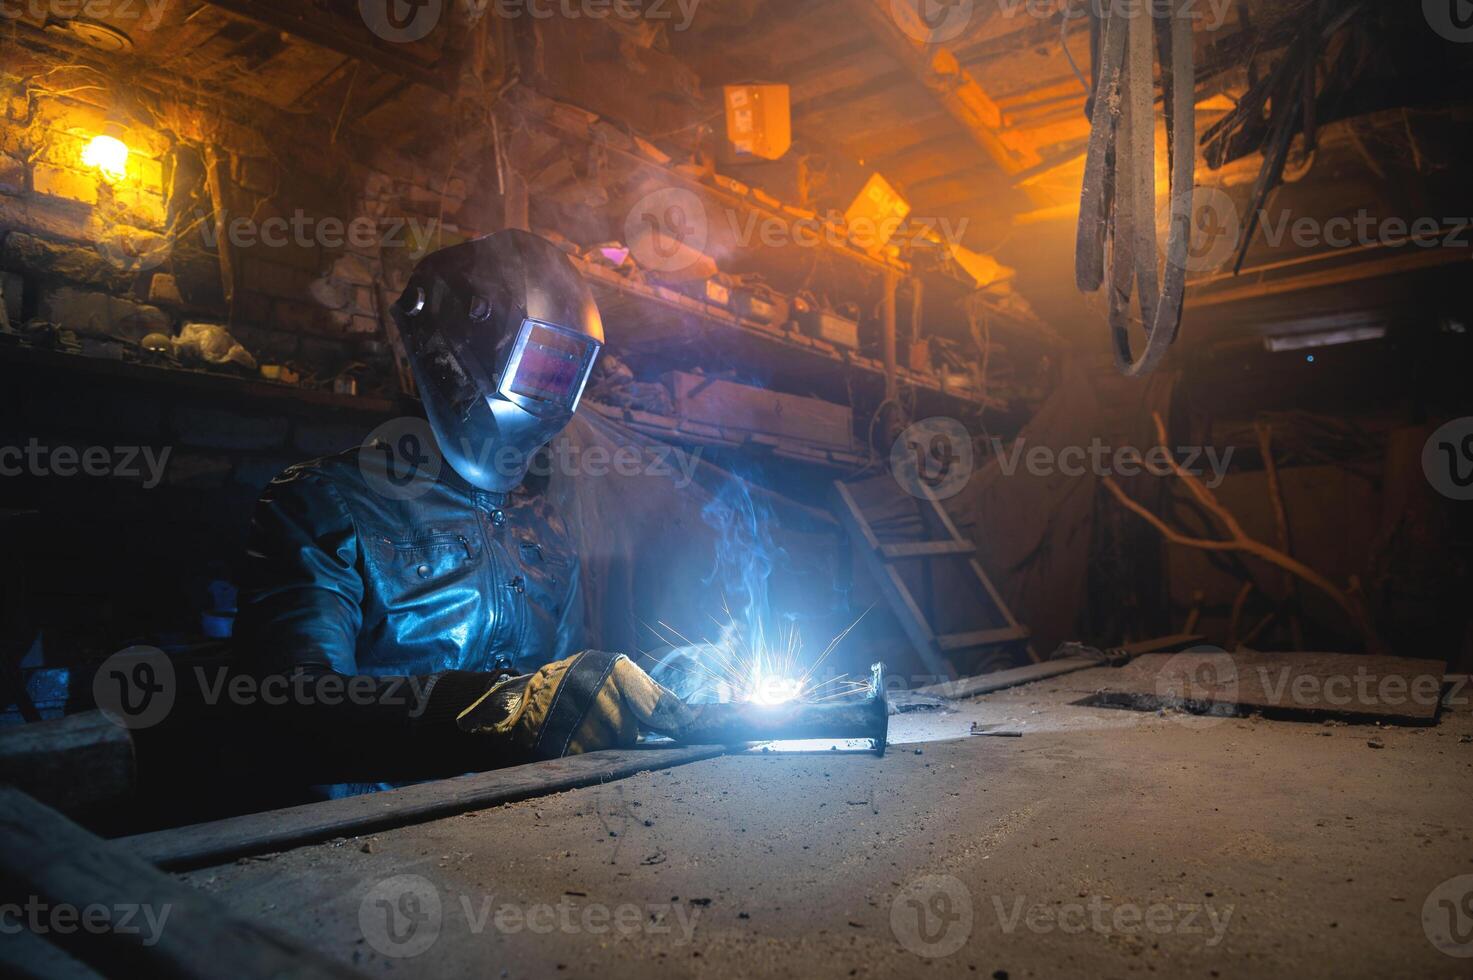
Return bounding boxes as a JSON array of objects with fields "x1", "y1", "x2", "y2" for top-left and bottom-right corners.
[{"x1": 234, "y1": 230, "x2": 688, "y2": 789}]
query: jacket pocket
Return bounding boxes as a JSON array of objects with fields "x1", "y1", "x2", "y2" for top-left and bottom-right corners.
[{"x1": 365, "y1": 525, "x2": 481, "y2": 591}]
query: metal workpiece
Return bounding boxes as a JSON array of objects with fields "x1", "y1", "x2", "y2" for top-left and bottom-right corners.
[{"x1": 666, "y1": 663, "x2": 889, "y2": 755}]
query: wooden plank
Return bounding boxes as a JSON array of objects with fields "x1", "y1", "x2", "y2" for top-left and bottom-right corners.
[
  {"x1": 937, "y1": 627, "x2": 1031, "y2": 653},
  {"x1": 1090, "y1": 651, "x2": 1451, "y2": 724},
  {"x1": 0, "y1": 786, "x2": 360, "y2": 979},
  {"x1": 917, "y1": 657, "x2": 1102, "y2": 699},
  {"x1": 1116, "y1": 634, "x2": 1209, "y2": 656},
  {"x1": 915, "y1": 634, "x2": 1209, "y2": 699},
  {"x1": 881, "y1": 540, "x2": 976, "y2": 560},
  {"x1": 195, "y1": 0, "x2": 450, "y2": 91},
  {"x1": 117, "y1": 745, "x2": 727, "y2": 871},
  {"x1": 665, "y1": 371, "x2": 855, "y2": 452},
  {"x1": 0, "y1": 925, "x2": 103, "y2": 980},
  {"x1": 0, "y1": 711, "x2": 134, "y2": 816}
]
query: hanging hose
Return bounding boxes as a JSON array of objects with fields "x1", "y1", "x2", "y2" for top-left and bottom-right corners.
[{"x1": 1075, "y1": 1, "x2": 1197, "y2": 379}]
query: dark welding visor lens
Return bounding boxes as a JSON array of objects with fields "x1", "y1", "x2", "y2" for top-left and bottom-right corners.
[{"x1": 497, "y1": 318, "x2": 601, "y2": 416}]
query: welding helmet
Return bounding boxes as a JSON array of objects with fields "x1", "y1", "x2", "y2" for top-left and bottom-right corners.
[{"x1": 391, "y1": 231, "x2": 604, "y2": 492}]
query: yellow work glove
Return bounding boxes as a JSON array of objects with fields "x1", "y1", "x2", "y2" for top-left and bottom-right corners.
[{"x1": 457, "y1": 651, "x2": 692, "y2": 759}]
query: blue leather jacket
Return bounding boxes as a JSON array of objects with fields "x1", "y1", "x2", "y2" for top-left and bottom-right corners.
[{"x1": 236, "y1": 445, "x2": 584, "y2": 680}]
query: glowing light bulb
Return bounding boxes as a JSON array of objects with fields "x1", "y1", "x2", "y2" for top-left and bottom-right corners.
[{"x1": 82, "y1": 134, "x2": 129, "y2": 183}]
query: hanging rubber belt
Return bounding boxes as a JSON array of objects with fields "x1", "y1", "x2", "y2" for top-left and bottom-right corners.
[{"x1": 1075, "y1": 1, "x2": 1196, "y2": 379}]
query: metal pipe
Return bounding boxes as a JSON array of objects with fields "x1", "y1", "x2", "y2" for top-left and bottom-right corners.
[{"x1": 668, "y1": 663, "x2": 889, "y2": 755}]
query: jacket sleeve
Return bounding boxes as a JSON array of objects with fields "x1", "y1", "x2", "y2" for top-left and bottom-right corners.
[
  {"x1": 236, "y1": 467, "x2": 365, "y2": 676},
  {"x1": 552, "y1": 551, "x2": 587, "y2": 663}
]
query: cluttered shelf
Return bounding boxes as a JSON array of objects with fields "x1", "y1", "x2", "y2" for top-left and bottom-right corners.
[
  {"x1": 571, "y1": 255, "x2": 1006, "y2": 411},
  {"x1": 515, "y1": 89, "x2": 915, "y2": 280},
  {"x1": 0, "y1": 336, "x2": 399, "y2": 418}
]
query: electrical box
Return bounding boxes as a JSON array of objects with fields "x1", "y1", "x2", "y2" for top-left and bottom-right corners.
[
  {"x1": 724, "y1": 85, "x2": 792, "y2": 161},
  {"x1": 731, "y1": 286, "x2": 788, "y2": 328},
  {"x1": 798, "y1": 308, "x2": 860, "y2": 349},
  {"x1": 678, "y1": 276, "x2": 732, "y2": 310},
  {"x1": 844, "y1": 173, "x2": 911, "y2": 251}
]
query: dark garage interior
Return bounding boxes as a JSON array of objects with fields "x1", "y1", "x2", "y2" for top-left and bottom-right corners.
[{"x1": 1, "y1": 0, "x2": 1472, "y2": 976}]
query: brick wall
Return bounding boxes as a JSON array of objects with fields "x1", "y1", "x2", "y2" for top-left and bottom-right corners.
[{"x1": 0, "y1": 61, "x2": 491, "y2": 391}]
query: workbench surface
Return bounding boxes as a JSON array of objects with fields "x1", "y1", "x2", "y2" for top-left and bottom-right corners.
[{"x1": 180, "y1": 666, "x2": 1473, "y2": 979}]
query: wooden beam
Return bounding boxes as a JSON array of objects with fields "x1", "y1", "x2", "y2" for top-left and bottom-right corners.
[
  {"x1": 917, "y1": 633, "x2": 1207, "y2": 699},
  {"x1": 202, "y1": 146, "x2": 239, "y2": 307},
  {"x1": 1185, "y1": 246, "x2": 1470, "y2": 310},
  {"x1": 118, "y1": 745, "x2": 726, "y2": 871},
  {"x1": 917, "y1": 657, "x2": 1100, "y2": 699},
  {"x1": 881, "y1": 540, "x2": 976, "y2": 560},
  {"x1": 937, "y1": 627, "x2": 1031, "y2": 652},
  {"x1": 0, "y1": 786, "x2": 361, "y2": 979},
  {"x1": 196, "y1": 0, "x2": 450, "y2": 92},
  {"x1": 0, "y1": 711, "x2": 133, "y2": 816},
  {"x1": 853, "y1": 0, "x2": 1043, "y2": 175}
]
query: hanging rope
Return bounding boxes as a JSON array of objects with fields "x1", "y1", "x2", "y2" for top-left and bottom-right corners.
[{"x1": 1075, "y1": 1, "x2": 1197, "y2": 379}]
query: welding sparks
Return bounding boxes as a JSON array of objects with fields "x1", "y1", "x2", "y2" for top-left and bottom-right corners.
[
  {"x1": 747, "y1": 674, "x2": 802, "y2": 707},
  {"x1": 640, "y1": 603, "x2": 873, "y2": 708}
]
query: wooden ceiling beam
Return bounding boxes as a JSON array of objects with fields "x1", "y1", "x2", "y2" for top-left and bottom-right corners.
[
  {"x1": 851, "y1": 0, "x2": 1044, "y2": 175},
  {"x1": 195, "y1": 0, "x2": 450, "y2": 92}
]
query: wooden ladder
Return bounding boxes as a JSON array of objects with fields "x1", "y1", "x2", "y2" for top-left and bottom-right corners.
[{"x1": 833, "y1": 476, "x2": 1033, "y2": 676}]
